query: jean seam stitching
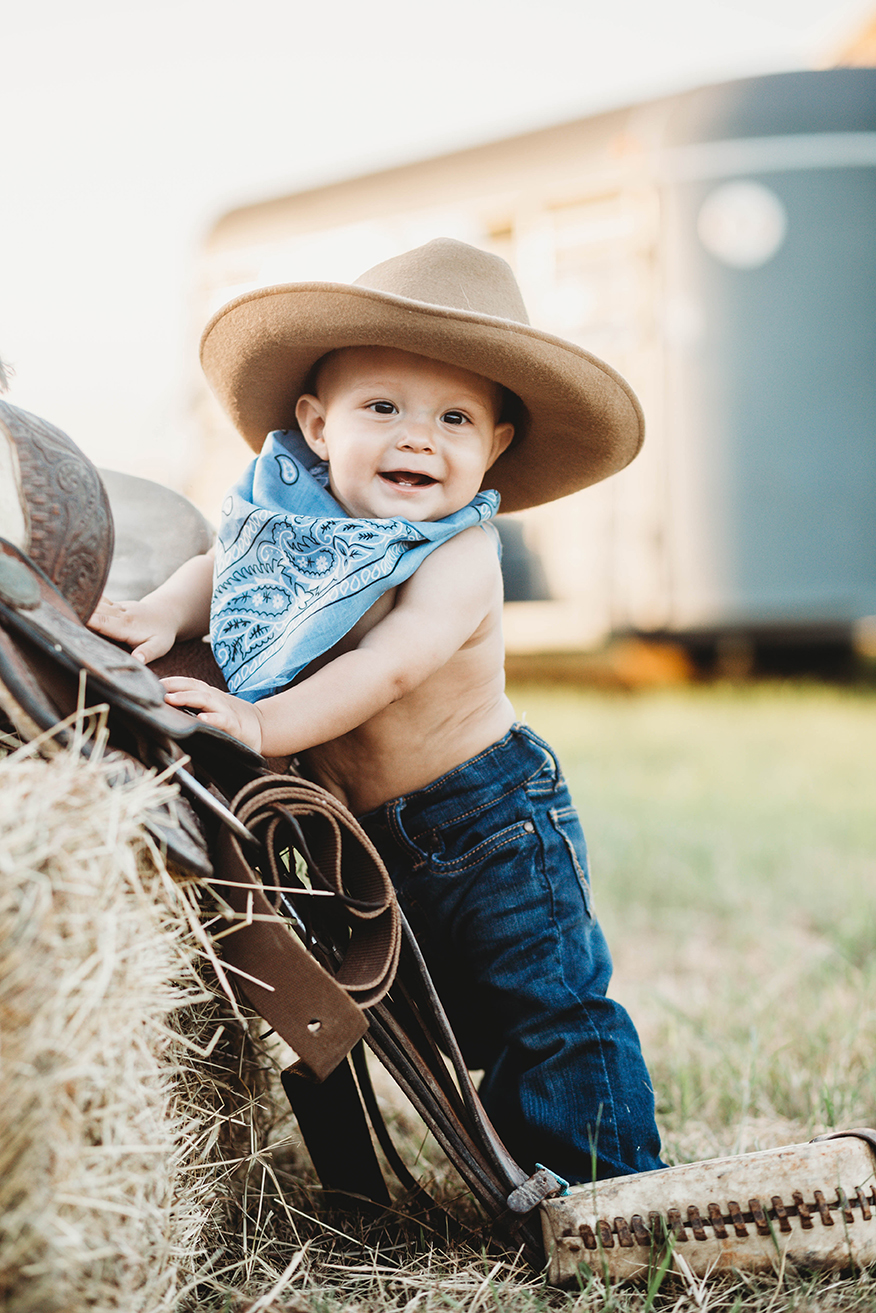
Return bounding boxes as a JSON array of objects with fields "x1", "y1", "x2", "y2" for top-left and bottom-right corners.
[
  {"x1": 399, "y1": 770, "x2": 544, "y2": 843},
  {"x1": 541, "y1": 864, "x2": 623, "y2": 1168},
  {"x1": 402, "y1": 758, "x2": 561, "y2": 840},
  {"x1": 417, "y1": 821, "x2": 535, "y2": 875},
  {"x1": 549, "y1": 807, "x2": 591, "y2": 904},
  {"x1": 387, "y1": 804, "x2": 427, "y2": 866}
]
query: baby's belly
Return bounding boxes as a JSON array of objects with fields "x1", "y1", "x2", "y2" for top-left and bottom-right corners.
[{"x1": 301, "y1": 692, "x2": 515, "y2": 816}]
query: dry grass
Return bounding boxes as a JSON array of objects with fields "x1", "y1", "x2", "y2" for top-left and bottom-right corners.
[{"x1": 0, "y1": 719, "x2": 284, "y2": 1312}]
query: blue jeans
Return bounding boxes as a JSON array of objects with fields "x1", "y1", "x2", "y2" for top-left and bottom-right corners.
[{"x1": 358, "y1": 724, "x2": 665, "y2": 1184}]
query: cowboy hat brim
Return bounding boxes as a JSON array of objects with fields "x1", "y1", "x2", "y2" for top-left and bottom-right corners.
[{"x1": 199, "y1": 282, "x2": 644, "y2": 514}]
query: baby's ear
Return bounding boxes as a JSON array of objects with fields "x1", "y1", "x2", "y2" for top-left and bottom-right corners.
[
  {"x1": 488, "y1": 421, "x2": 515, "y2": 468},
  {"x1": 296, "y1": 394, "x2": 328, "y2": 458}
]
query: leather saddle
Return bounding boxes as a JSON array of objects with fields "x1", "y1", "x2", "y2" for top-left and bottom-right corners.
[{"x1": 0, "y1": 398, "x2": 550, "y2": 1264}]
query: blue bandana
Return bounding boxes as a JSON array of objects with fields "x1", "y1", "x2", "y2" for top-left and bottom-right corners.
[{"x1": 210, "y1": 429, "x2": 500, "y2": 701}]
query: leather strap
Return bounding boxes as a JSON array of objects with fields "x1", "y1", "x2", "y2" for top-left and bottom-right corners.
[
  {"x1": 211, "y1": 819, "x2": 368, "y2": 1080},
  {"x1": 226, "y1": 775, "x2": 401, "y2": 1006},
  {"x1": 281, "y1": 1056, "x2": 390, "y2": 1205},
  {"x1": 205, "y1": 773, "x2": 401, "y2": 1079},
  {"x1": 0, "y1": 619, "x2": 67, "y2": 743},
  {"x1": 0, "y1": 537, "x2": 193, "y2": 739}
]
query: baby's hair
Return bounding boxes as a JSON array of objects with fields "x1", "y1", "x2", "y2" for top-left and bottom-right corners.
[
  {"x1": 0, "y1": 357, "x2": 12, "y2": 393},
  {"x1": 499, "y1": 387, "x2": 528, "y2": 449},
  {"x1": 301, "y1": 354, "x2": 329, "y2": 398}
]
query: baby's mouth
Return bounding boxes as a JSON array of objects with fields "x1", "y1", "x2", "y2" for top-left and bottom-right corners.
[{"x1": 380, "y1": 470, "x2": 437, "y2": 488}]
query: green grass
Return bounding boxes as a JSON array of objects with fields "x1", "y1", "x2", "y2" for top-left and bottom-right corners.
[{"x1": 212, "y1": 681, "x2": 876, "y2": 1312}]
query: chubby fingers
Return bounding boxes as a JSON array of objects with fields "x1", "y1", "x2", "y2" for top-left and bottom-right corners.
[
  {"x1": 87, "y1": 597, "x2": 173, "y2": 664},
  {"x1": 161, "y1": 678, "x2": 262, "y2": 754},
  {"x1": 88, "y1": 597, "x2": 132, "y2": 639},
  {"x1": 161, "y1": 677, "x2": 221, "y2": 712},
  {"x1": 130, "y1": 639, "x2": 162, "y2": 664}
]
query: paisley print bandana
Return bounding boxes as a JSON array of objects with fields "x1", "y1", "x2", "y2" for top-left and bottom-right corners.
[{"x1": 210, "y1": 429, "x2": 500, "y2": 701}]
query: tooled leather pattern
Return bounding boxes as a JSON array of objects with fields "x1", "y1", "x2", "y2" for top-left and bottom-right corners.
[{"x1": 0, "y1": 401, "x2": 113, "y2": 622}]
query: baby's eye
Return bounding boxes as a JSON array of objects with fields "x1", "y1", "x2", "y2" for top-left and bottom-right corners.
[
  {"x1": 442, "y1": 410, "x2": 468, "y2": 425},
  {"x1": 369, "y1": 400, "x2": 397, "y2": 414}
]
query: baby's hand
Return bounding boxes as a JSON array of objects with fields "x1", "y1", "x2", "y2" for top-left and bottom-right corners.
[
  {"x1": 161, "y1": 677, "x2": 263, "y2": 754},
  {"x1": 88, "y1": 596, "x2": 178, "y2": 665}
]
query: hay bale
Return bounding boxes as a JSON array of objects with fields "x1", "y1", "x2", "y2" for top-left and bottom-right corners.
[{"x1": 0, "y1": 734, "x2": 275, "y2": 1313}]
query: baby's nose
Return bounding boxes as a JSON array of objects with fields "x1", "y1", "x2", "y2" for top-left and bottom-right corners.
[{"x1": 399, "y1": 420, "x2": 436, "y2": 450}]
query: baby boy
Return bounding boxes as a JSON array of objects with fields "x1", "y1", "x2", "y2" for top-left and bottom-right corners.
[{"x1": 92, "y1": 239, "x2": 664, "y2": 1183}]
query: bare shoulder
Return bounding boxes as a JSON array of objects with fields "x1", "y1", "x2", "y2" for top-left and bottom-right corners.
[{"x1": 403, "y1": 524, "x2": 501, "y2": 592}]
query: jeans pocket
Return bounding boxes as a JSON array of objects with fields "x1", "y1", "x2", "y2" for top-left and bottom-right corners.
[
  {"x1": 427, "y1": 817, "x2": 537, "y2": 875},
  {"x1": 549, "y1": 805, "x2": 593, "y2": 916}
]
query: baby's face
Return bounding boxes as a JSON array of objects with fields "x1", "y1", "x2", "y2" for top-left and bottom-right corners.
[{"x1": 295, "y1": 347, "x2": 514, "y2": 521}]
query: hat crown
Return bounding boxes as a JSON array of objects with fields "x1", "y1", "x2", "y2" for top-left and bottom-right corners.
[{"x1": 354, "y1": 238, "x2": 531, "y2": 327}]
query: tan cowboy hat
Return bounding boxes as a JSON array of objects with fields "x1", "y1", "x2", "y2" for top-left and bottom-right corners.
[{"x1": 199, "y1": 238, "x2": 644, "y2": 513}]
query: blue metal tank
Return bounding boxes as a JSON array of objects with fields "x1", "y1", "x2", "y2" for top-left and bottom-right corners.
[{"x1": 656, "y1": 69, "x2": 876, "y2": 649}]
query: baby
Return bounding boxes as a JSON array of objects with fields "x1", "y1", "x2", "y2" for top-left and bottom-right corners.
[{"x1": 92, "y1": 239, "x2": 664, "y2": 1183}]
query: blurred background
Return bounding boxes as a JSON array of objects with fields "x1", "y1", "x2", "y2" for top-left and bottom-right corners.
[
  {"x1": 4, "y1": 0, "x2": 876, "y2": 1207},
  {"x1": 4, "y1": 0, "x2": 876, "y2": 674}
]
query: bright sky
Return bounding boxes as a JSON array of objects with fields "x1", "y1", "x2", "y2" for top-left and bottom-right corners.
[{"x1": 2, "y1": 0, "x2": 871, "y2": 485}]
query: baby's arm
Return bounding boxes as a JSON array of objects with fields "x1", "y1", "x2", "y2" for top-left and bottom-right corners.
[
  {"x1": 88, "y1": 549, "x2": 215, "y2": 664},
  {"x1": 162, "y1": 527, "x2": 499, "y2": 757}
]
